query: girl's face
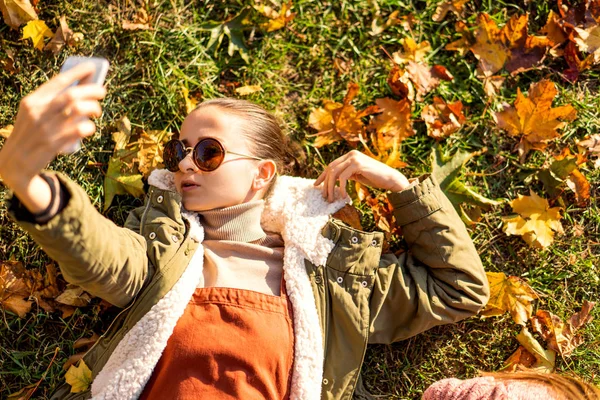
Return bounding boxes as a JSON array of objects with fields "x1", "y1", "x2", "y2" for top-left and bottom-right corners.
[{"x1": 174, "y1": 107, "x2": 268, "y2": 212}]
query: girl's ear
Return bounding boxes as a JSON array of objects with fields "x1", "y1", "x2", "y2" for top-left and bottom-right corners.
[{"x1": 253, "y1": 159, "x2": 277, "y2": 191}]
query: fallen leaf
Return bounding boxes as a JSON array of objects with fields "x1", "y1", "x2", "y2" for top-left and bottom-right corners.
[
  {"x1": 369, "y1": 10, "x2": 400, "y2": 36},
  {"x1": 0, "y1": 260, "x2": 33, "y2": 318},
  {"x1": 332, "y1": 204, "x2": 363, "y2": 230},
  {"x1": 502, "y1": 189, "x2": 564, "y2": 248},
  {"x1": 0, "y1": 124, "x2": 14, "y2": 138},
  {"x1": 431, "y1": 145, "x2": 502, "y2": 220},
  {"x1": 6, "y1": 383, "x2": 37, "y2": 399},
  {"x1": 65, "y1": 359, "x2": 92, "y2": 393},
  {"x1": 103, "y1": 156, "x2": 145, "y2": 212},
  {"x1": 62, "y1": 353, "x2": 85, "y2": 371},
  {"x1": 444, "y1": 20, "x2": 473, "y2": 56},
  {"x1": 563, "y1": 41, "x2": 594, "y2": 83},
  {"x1": 122, "y1": 7, "x2": 150, "y2": 30},
  {"x1": 432, "y1": 0, "x2": 469, "y2": 22},
  {"x1": 504, "y1": 327, "x2": 556, "y2": 373},
  {"x1": 482, "y1": 75, "x2": 505, "y2": 99},
  {"x1": 182, "y1": 87, "x2": 198, "y2": 114},
  {"x1": 254, "y1": 1, "x2": 296, "y2": 32},
  {"x1": 387, "y1": 65, "x2": 413, "y2": 100},
  {"x1": 493, "y1": 79, "x2": 577, "y2": 162},
  {"x1": 481, "y1": 271, "x2": 539, "y2": 325},
  {"x1": 22, "y1": 19, "x2": 53, "y2": 50},
  {"x1": 55, "y1": 284, "x2": 92, "y2": 307},
  {"x1": 200, "y1": 7, "x2": 252, "y2": 63},
  {"x1": 235, "y1": 84, "x2": 263, "y2": 96},
  {"x1": 406, "y1": 60, "x2": 440, "y2": 101},
  {"x1": 133, "y1": 129, "x2": 174, "y2": 178},
  {"x1": 73, "y1": 332, "x2": 100, "y2": 350},
  {"x1": 44, "y1": 16, "x2": 73, "y2": 54},
  {"x1": 0, "y1": 48, "x2": 18, "y2": 74},
  {"x1": 501, "y1": 13, "x2": 551, "y2": 75},
  {"x1": 540, "y1": 10, "x2": 567, "y2": 46},
  {"x1": 470, "y1": 13, "x2": 508, "y2": 77},
  {"x1": 392, "y1": 37, "x2": 431, "y2": 65},
  {"x1": 531, "y1": 301, "x2": 595, "y2": 357},
  {"x1": 421, "y1": 96, "x2": 466, "y2": 139},
  {"x1": 308, "y1": 82, "x2": 379, "y2": 148},
  {"x1": 0, "y1": 0, "x2": 38, "y2": 30}
]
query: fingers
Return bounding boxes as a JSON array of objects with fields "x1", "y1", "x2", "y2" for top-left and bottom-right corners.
[
  {"x1": 36, "y1": 62, "x2": 97, "y2": 97},
  {"x1": 322, "y1": 159, "x2": 353, "y2": 203},
  {"x1": 314, "y1": 152, "x2": 351, "y2": 187},
  {"x1": 53, "y1": 118, "x2": 97, "y2": 146},
  {"x1": 48, "y1": 84, "x2": 106, "y2": 115}
]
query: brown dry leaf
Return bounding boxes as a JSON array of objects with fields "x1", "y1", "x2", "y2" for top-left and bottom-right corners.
[
  {"x1": 540, "y1": 10, "x2": 567, "y2": 46},
  {"x1": 481, "y1": 271, "x2": 539, "y2": 325},
  {"x1": 62, "y1": 353, "x2": 85, "y2": 371},
  {"x1": 332, "y1": 204, "x2": 363, "y2": 230},
  {"x1": 501, "y1": 13, "x2": 551, "y2": 75},
  {"x1": 432, "y1": 0, "x2": 469, "y2": 22},
  {"x1": 576, "y1": 134, "x2": 600, "y2": 168},
  {"x1": 133, "y1": 129, "x2": 174, "y2": 178},
  {"x1": 504, "y1": 327, "x2": 556, "y2": 373},
  {"x1": 387, "y1": 65, "x2": 413, "y2": 100},
  {"x1": 0, "y1": 260, "x2": 33, "y2": 318},
  {"x1": 483, "y1": 75, "x2": 505, "y2": 99},
  {"x1": 392, "y1": 37, "x2": 431, "y2": 65},
  {"x1": 22, "y1": 19, "x2": 53, "y2": 50},
  {"x1": 308, "y1": 82, "x2": 379, "y2": 148},
  {"x1": 421, "y1": 96, "x2": 466, "y2": 139},
  {"x1": 362, "y1": 190, "x2": 400, "y2": 250},
  {"x1": 444, "y1": 20, "x2": 473, "y2": 56},
  {"x1": 563, "y1": 41, "x2": 594, "y2": 83},
  {"x1": 6, "y1": 383, "x2": 37, "y2": 400},
  {"x1": 502, "y1": 190, "x2": 564, "y2": 249},
  {"x1": 44, "y1": 15, "x2": 73, "y2": 54},
  {"x1": 405, "y1": 61, "x2": 441, "y2": 101},
  {"x1": 122, "y1": 7, "x2": 150, "y2": 30},
  {"x1": 493, "y1": 79, "x2": 577, "y2": 162},
  {"x1": 361, "y1": 98, "x2": 413, "y2": 168},
  {"x1": 73, "y1": 332, "x2": 100, "y2": 350},
  {"x1": 531, "y1": 301, "x2": 595, "y2": 357},
  {"x1": 55, "y1": 284, "x2": 92, "y2": 307},
  {"x1": 0, "y1": 124, "x2": 14, "y2": 138},
  {"x1": 255, "y1": 1, "x2": 296, "y2": 32},
  {"x1": 0, "y1": 0, "x2": 38, "y2": 30},
  {"x1": 574, "y1": 24, "x2": 600, "y2": 63},
  {"x1": 0, "y1": 48, "x2": 18, "y2": 74}
]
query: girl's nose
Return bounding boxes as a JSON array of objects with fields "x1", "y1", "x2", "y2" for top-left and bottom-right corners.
[{"x1": 178, "y1": 151, "x2": 198, "y2": 173}]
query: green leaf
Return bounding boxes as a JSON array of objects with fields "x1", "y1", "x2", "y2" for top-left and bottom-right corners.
[
  {"x1": 537, "y1": 157, "x2": 578, "y2": 197},
  {"x1": 200, "y1": 7, "x2": 252, "y2": 63},
  {"x1": 431, "y1": 145, "x2": 503, "y2": 222},
  {"x1": 103, "y1": 156, "x2": 145, "y2": 212}
]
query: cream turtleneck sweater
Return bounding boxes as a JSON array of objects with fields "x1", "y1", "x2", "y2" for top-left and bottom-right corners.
[{"x1": 196, "y1": 200, "x2": 285, "y2": 296}]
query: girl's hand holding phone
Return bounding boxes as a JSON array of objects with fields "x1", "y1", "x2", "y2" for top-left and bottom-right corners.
[{"x1": 0, "y1": 62, "x2": 106, "y2": 190}]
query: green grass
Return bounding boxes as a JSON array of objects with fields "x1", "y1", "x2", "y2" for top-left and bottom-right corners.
[{"x1": 1, "y1": 0, "x2": 599, "y2": 398}]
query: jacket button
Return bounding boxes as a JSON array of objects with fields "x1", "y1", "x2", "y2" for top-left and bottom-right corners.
[
  {"x1": 149, "y1": 232, "x2": 156, "y2": 240},
  {"x1": 336, "y1": 276, "x2": 343, "y2": 284},
  {"x1": 322, "y1": 378, "x2": 329, "y2": 385},
  {"x1": 315, "y1": 275, "x2": 322, "y2": 285},
  {"x1": 370, "y1": 239, "x2": 377, "y2": 247},
  {"x1": 361, "y1": 281, "x2": 368, "y2": 288},
  {"x1": 171, "y1": 234, "x2": 179, "y2": 243},
  {"x1": 351, "y1": 236, "x2": 358, "y2": 244},
  {"x1": 157, "y1": 195, "x2": 163, "y2": 203}
]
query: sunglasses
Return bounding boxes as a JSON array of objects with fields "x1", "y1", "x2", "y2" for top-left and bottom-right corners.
[{"x1": 163, "y1": 137, "x2": 263, "y2": 172}]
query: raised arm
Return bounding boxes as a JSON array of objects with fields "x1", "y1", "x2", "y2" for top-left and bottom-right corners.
[{"x1": 0, "y1": 62, "x2": 149, "y2": 308}]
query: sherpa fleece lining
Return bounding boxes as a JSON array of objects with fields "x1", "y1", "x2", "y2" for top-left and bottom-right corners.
[{"x1": 90, "y1": 169, "x2": 350, "y2": 400}]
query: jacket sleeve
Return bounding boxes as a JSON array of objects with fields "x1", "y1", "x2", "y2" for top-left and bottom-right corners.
[
  {"x1": 368, "y1": 173, "x2": 490, "y2": 344},
  {"x1": 3, "y1": 169, "x2": 150, "y2": 308}
]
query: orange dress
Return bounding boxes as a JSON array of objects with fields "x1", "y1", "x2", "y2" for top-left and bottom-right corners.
[{"x1": 139, "y1": 273, "x2": 294, "y2": 400}]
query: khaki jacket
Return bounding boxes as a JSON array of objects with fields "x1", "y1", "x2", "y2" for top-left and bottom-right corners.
[{"x1": 5, "y1": 168, "x2": 489, "y2": 400}]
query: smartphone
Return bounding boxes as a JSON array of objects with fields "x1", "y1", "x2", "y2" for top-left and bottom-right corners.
[{"x1": 58, "y1": 56, "x2": 109, "y2": 154}]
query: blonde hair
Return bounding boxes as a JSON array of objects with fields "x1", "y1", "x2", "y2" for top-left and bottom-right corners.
[
  {"x1": 191, "y1": 98, "x2": 303, "y2": 198},
  {"x1": 480, "y1": 371, "x2": 600, "y2": 400}
]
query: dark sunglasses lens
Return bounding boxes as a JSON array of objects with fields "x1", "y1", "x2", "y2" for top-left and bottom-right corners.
[
  {"x1": 163, "y1": 140, "x2": 186, "y2": 172},
  {"x1": 194, "y1": 139, "x2": 224, "y2": 171}
]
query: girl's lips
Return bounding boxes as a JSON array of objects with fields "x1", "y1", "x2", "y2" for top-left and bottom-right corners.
[{"x1": 182, "y1": 184, "x2": 199, "y2": 192}]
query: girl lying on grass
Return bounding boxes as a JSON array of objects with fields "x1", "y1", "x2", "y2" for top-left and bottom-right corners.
[{"x1": 0, "y1": 62, "x2": 489, "y2": 399}]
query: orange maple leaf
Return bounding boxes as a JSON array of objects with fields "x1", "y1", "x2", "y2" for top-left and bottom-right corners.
[
  {"x1": 308, "y1": 83, "x2": 379, "y2": 148},
  {"x1": 493, "y1": 79, "x2": 577, "y2": 161}
]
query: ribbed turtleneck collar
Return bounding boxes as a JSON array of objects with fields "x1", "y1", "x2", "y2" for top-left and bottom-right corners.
[{"x1": 197, "y1": 200, "x2": 266, "y2": 242}]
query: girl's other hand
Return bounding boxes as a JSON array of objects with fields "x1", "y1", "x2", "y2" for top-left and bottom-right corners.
[
  {"x1": 0, "y1": 62, "x2": 106, "y2": 188},
  {"x1": 314, "y1": 150, "x2": 411, "y2": 203}
]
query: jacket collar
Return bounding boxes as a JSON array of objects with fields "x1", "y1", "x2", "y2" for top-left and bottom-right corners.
[{"x1": 146, "y1": 168, "x2": 351, "y2": 267}]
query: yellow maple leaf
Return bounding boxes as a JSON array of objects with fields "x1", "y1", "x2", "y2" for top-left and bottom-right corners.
[
  {"x1": 181, "y1": 87, "x2": 198, "y2": 114},
  {"x1": 502, "y1": 190, "x2": 563, "y2": 248},
  {"x1": 470, "y1": 13, "x2": 508, "y2": 76},
  {"x1": 481, "y1": 271, "x2": 539, "y2": 325},
  {"x1": 133, "y1": 129, "x2": 174, "y2": 178},
  {"x1": 494, "y1": 79, "x2": 577, "y2": 162},
  {"x1": 65, "y1": 359, "x2": 92, "y2": 393},
  {"x1": 22, "y1": 20, "x2": 53, "y2": 50},
  {"x1": 392, "y1": 37, "x2": 431, "y2": 65},
  {"x1": 254, "y1": 1, "x2": 296, "y2": 32}
]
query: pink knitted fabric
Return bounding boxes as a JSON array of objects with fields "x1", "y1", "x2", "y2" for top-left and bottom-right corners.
[{"x1": 422, "y1": 376, "x2": 559, "y2": 400}]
